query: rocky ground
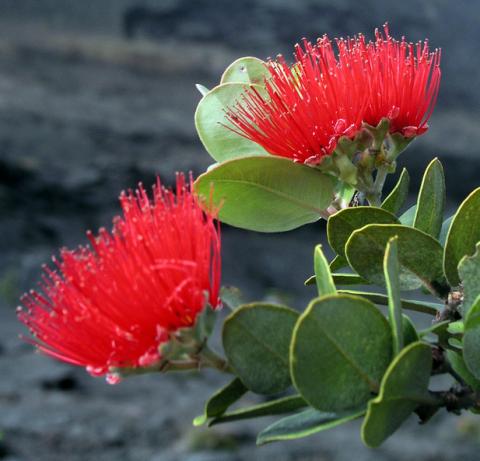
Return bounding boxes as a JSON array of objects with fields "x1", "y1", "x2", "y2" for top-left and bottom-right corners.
[{"x1": 1, "y1": 1, "x2": 480, "y2": 460}]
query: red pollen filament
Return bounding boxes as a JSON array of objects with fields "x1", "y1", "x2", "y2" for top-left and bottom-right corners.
[
  {"x1": 18, "y1": 174, "x2": 221, "y2": 381},
  {"x1": 226, "y1": 25, "x2": 441, "y2": 165}
]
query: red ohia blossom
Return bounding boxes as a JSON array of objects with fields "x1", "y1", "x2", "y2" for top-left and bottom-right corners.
[
  {"x1": 18, "y1": 174, "x2": 221, "y2": 383},
  {"x1": 227, "y1": 25, "x2": 441, "y2": 165}
]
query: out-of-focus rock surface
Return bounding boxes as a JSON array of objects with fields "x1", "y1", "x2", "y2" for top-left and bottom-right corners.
[{"x1": 0, "y1": 1, "x2": 480, "y2": 459}]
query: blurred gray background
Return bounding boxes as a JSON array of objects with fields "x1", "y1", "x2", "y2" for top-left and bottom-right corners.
[{"x1": 1, "y1": 1, "x2": 480, "y2": 460}]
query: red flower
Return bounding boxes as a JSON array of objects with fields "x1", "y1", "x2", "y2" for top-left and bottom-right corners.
[
  {"x1": 227, "y1": 25, "x2": 441, "y2": 165},
  {"x1": 361, "y1": 26, "x2": 441, "y2": 138},
  {"x1": 18, "y1": 174, "x2": 221, "y2": 383}
]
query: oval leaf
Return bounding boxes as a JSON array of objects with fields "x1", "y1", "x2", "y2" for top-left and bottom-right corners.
[
  {"x1": 413, "y1": 158, "x2": 445, "y2": 238},
  {"x1": 223, "y1": 303, "x2": 299, "y2": 394},
  {"x1": 327, "y1": 207, "x2": 399, "y2": 257},
  {"x1": 346, "y1": 224, "x2": 448, "y2": 293},
  {"x1": 361, "y1": 342, "x2": 433, "y2": 448},
  {"x1": 381, "y1": 168, "x2": 410, "y2": 215},
  {"x1": 444, "y1": 188, "x2": 480, "y2": 286},
  {"x1": 220, "y1": 57, "x2": 269, "y2": 85},
  {"x1": 291, "y1": 294, "x2": 392, "y2": 412},
  {"x1": 194, "y1": 156, "x2": 336, "y2": 232},
  {"x1": 195, "y1": 83, "x2": 268, "y2": 162},
  {"x1": 257, "y1": 407, "x2": 365, "y2": 445}
]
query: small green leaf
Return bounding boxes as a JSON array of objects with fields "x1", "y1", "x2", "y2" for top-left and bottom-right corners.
[
  {"x1": 402, "y1": 315, "x2": 419, "y2": 345},
  {"x1": 304, "y1": 273, "x2": 369, "y2": 287},
  {"x1": 337, "y1": 290, "x2": 442, "y2": 316},
  {"x1": 314, "y1": 245, "x2": 336, "y2": 297},
  {"x1": 399, "y1": 205, "x2": 416, "y2": 226},
  {"x1": 257, "y1": 407, "x2": 365, "y2": 445},
  {"x1": 418, "y1": 321, "x2": 449, "y2": 339},
  {"x1": 346, "y1": 224, "x2": 448, "y2": 292},
  {"x1": 194, "y1": 156, "x2": 336, "y2": 232},
  {"x1": 462, "y1": 296, "x2": 480, "y2": 378},
  {"x1": 195, "y1": 83, "x2": 210, "y2": 97},
  {"x1": 327, "y1": 207, "x2": 399, "y2": 257},
  {"x1": 444, "y1": 188, "x2": 480, "y2": 286},
  {"x1": 413, "y1": 158, "x2": 446, "y2": 238},
  {"x1": 335, "y1": 182, "x2": 356, "y2": 208},
  {"x1": 449, "y1": 337, "x2": 463, "y2": 349},
  {"x1": 291, "y1": 294, "x2": 392, "y2": 412},
  {"x1": 195, "y1": 83, "x2": 268, "y2": 162},
  {"x1": 381, "y1": 168, "x2": 410, "y2": 215},
  {"x1": 220, "y1": 57, "x2": 269, "y2": 85},
  {"x1": 361, "y1": 342, "x2": 433, "y2": 448},
  {"x1": 458, "y1": 243, "x2": 480, "y2": 316},
  {"x1": 447, "y1": 350, "x2": 480, "y2": 391},
  {"x1": 209, "y1": 395, "x2": 307, "y2": 426},
  {"x1": 223, "y1": 303, "x2": 299, "y2": 394},
  {"x1": 220, "y1": 286, "x2": 245, "y2": 311},
  {"x1": 384, "y1": 238, "x2": 403, "y2": 355},
  {"x1": 193, "y1": 378, "x2": 248, "y2": 426},
  {"x1": 448, "y1": 321, "x2": 464, "y2": 335}
]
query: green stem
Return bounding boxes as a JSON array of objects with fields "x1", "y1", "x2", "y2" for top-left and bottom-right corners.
[
  {"x1": 365, "y1": 164, "x2": 389, "y2": 207},
  {"x1": 198, "y1": 345, "x2": 233, "y2": 373}
]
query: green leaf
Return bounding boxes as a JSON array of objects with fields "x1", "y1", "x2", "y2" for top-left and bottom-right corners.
[
  {"x1": 195, "y1": 83, "x2": 210, "y2": 97},
  {"x1": 361, "y1": 342, "x2": 433, "y2": 448},
  {"x1": 458, "y1": 243, "x2": 480, "y2": 316},
  {"x1": 399, "y1": 205, "x2": 416, "y2": 226},
  {"x1": 291, "y1": 294, "x2": 392, "y2": 412},
  {"x1": 384, "y1": 238, "x2": 404, "y2": 355},
  {"x1": 195, "y1": 83, "x2": 268, "y2": 162},
  {"x1": 329, "y1": 255, "x2": 348, "y2": 271},
  {"x1": 439, "y1": 216, "x2": 453, "y2": 247},
  {"x1": 413, "y1": 158, "x2": 446, "y2": 238},
  {"x1": 193, "y1": 378, "x2": 248, "y2": 426},
  {"x1": 220, "y1": 286, "x2": 246, "y2": 311},
  {"x1": 337, "y1": 290, "x2": 442, "y2": 316},
  {"x1": 462, "y1": 296, "x2": 480, "y2": 378},
  {"x1": 327, "y1": 207, "x2": 399, "y2": 257},
  {"x1": 444, "y1": 188, "x2": 480, "y2": 286},
  {"x1": 305, "y1": 273, "x2": 369, "y2": 286},
  {"x1": 448, "y1": 320, "x2": 464, "y2": 335},
  {"x1": 314, "y1": 245, "x2": 336, "y2": 297},
  {"x1": 346, "y1": 224, "x2": 448, "y2": 292},
  {"x1": 194, "y1": 156, "x2": 336, "y2": 232},
  {"x1": 209, "y1": 395, "x2": 307, "y2": 426},
  {"x1": 402, "y1": 315, "x2": 419, "y2": 345},
  {"x1": 381, "y1": 168, "x2": 410, "y2": 215},
  {"x1": 257, "y1": 407, "x2": 365, "y2": 445},
  {"x1": 446, "y1": 350, "x2": 480, "y2": 391},
  {"x1": 223, "y1": 303, "x2": 299, "y2": 394},
  {"x1": 335, "y1": 182, "x2": 356, "y2": 208},
  {"x1": 220, "y1": 57, "x2": 269, "y2": 85},
  {"x1": 418, "y1": 321, "x2": 449, "y2": 339}
]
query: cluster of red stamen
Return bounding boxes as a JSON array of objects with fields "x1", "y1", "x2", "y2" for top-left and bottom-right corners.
[
  {"x1": 227, "y1": 25, "x2": 441, "y2": 165},
  {"x1": 18, "y1": 174, "x2": 221, "y2": 382}
]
